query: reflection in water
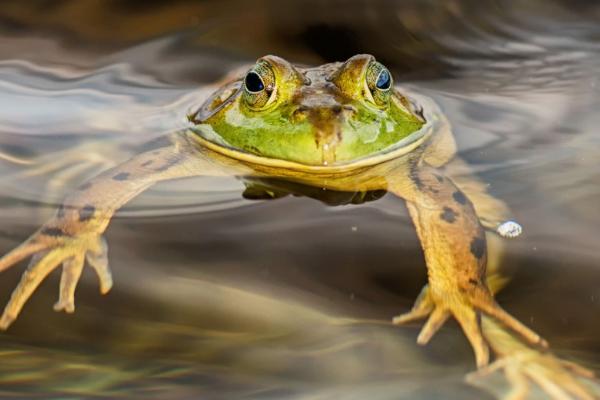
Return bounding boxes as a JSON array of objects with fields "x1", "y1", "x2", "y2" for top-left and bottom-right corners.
[{"x1": 0, "y1": 0, "x2": 599, "y2": 399}]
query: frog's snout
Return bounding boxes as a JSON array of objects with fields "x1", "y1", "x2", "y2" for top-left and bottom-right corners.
[
  {"x1": 292, "y1": 102, "x2": 354, "y2": 165},
  {"x1": 291, "y1": 99, "x2": 356, "y2": 125},
  {"x1": 292, "y1": 104, "x2": 345, "y2": 121}
]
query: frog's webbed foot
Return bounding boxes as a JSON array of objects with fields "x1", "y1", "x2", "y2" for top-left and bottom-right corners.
[
  {"x1": 0, "y1": 231, "x2": 111, "y2": 329},
  {"x1": 466, "y1": 350, "x2": 598, "y2": 400},
  {"x1": 393, "y1": 285, "x2": 547, "y2": 368},
  {"x1": 393, "y1": 285, "x2": 490, "y2": 367}
]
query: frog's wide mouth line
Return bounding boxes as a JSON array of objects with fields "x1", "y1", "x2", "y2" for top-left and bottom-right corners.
[{"x1": 189, "y1": 90, "x2": 445, "y2": 174}]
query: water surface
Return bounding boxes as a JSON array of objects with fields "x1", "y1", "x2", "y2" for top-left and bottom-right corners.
[{"x1": 0, "y1": 1, "x2": 598, "y2": 398}]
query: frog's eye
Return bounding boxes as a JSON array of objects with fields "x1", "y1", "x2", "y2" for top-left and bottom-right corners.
[
  {"x1": 366, "y1": 61, "x2": 393, "y2": 106},
  {"x1": 243, "y1": 61, "x2": 276, "y2": 109}
]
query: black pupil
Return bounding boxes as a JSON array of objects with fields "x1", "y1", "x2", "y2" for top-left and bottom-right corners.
[
  {"x1": 245, "y1": 71, "x2": 265, "y2": 92},
  {"x1": 376, "y1": 69, "x2": 391, "y2": 90}
]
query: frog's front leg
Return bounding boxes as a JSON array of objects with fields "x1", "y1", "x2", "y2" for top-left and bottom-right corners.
[
  {"x1": 388, "y1": 163, "x2": 546, "y2": 367},
  {"x1": 0, "y1": 134, "x2": 229, "y2": 329}
]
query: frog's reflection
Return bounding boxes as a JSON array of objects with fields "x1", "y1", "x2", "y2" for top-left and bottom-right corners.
[{"x1": 242, "y1": 177, "x2": 387, "y2": 206}]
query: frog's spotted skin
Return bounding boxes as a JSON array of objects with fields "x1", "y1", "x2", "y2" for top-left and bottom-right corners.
[{"x1": 0, "y1": 54, "x2": 595, "y2": 399}]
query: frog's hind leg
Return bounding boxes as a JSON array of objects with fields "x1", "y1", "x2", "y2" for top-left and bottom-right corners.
[
  {"x1": 448, "y1": 162, "x2": 599, "y2": 398},
  {"x1": 441, "y1": 159, "x2": 546, "y2": 345},
  {"x1": 469, "y1": 317, "x2": 599, "y2": 400},
  {"x1": 470, "y1": 287, "x2": 547, "y2": 348},
  {"x1": 390, "y1": 164, "x2": 546, "y2": 367}
]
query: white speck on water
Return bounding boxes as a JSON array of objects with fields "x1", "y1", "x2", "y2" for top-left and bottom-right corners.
[
  {"x1": 351, "y1": 226, "x2": 357, "y2": 232},
  {"x1": 497, "y1": 220, "x2": 523, "y2": 238}
]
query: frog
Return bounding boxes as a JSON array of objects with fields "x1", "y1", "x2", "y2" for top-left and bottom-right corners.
[{"x1": 0, "y1": 54, "x2": 596, "y2": 399}]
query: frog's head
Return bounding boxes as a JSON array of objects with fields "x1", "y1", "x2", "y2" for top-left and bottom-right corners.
[{"x1": 190, "y1": 54, "x2": 425, "y2": 166}]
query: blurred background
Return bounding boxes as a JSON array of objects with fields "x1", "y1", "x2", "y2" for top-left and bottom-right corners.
[{"x1": 0, "y1": 0, "x2": 599, "y2": 398}]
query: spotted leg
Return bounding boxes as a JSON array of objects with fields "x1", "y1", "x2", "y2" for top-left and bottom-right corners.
[
  {"x1": 0, "y1": 132, "x2": 230, "y2": 329},
  {"x1": 389, "y1": 164, "x2": 546, "y2": 367},
  {"x1": 441, "y1": 159, "x2": 599, "y2": 398}
]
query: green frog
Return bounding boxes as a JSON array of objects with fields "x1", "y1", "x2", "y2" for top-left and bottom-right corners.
[{"x1": 0, "y1": 55, "x2": 596, "y2": 399}]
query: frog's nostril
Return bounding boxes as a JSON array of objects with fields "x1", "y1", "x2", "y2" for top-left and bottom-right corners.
[{"x1": 342, "y1": 104, "x2": 357, "y2": 115}]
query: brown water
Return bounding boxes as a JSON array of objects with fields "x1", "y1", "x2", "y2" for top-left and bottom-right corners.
[{"x1": 0, "y1": 1, "x2": 599, "y2": 398}]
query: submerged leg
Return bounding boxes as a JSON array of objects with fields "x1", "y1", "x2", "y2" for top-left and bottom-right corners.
[
  {"x1": 389, "y1": 164, "x2": 545, "y2": 367},
  {"x1": 0, "y1": 132, "x2": 234, "y2": 329},
  {"x1": 450, "y1": 163, "x2": 600, "y2": 398},
  {"x1": 469, "y1": 317, "x2": 599, "y2": 400}
]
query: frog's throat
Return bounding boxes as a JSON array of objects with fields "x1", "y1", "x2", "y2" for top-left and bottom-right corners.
[{"x1": 189, "y1": 92, "x2": 445, "y2": 174}]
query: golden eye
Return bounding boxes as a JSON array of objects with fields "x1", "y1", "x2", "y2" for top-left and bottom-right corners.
[
  {"x1": 243, "y1": 61, "x2": 276, "y2": 109},
  {"x1": 366, "y1": 61, "x2": 393, "y2": 106}
]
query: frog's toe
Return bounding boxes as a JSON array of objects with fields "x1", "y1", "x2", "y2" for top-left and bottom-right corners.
[
  {"x1": 394, "y1": 284, "x2": 491, "y2": 367},
  {"x1": 392, "y1": 286, "x2": 433, "y2": 325},
  {"x1": 0, "y1": 240, "x2": 49, "y2": 273},
  {"x1": 561, "y1": 360, "x2": 595, "y2": 379},
  {"x1": 503, "y1": 368, "x2": 530, "y2": 400},
  {"x1": 53, "y1": 254, "x2": 85, "y2": 313},
  {"x1": 466, "y1": 358, "x2": 531, "y2": 400},
  {"x1": 529, "y1": 370, "x2": 594, "y2": 400},
  {"x1": 0, "y1": 247, "x2": 69, "y2": 329},
  {"x1": 416, "y1": 307, "x2": 450, "y2": 345},
  {"x1": 452, "y1": 303, "x2": 490, "y2": 368},
  {"x1": 393, "y1": 296, "x2": 453, "y2": 349},
  {"x1": 532, "y1": 360, "x2": 597, "y2": 400},
  {"x1": 473, "y1": 294, "x2": 548, "y2": 348},
  {"x1": 86, "y1": 237, "x2": 112, "y2": 294}
]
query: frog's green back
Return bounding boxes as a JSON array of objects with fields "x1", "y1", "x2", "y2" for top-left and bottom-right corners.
[{"x1": 191, "y1": 54, "x2": 425, "y2": 166}]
